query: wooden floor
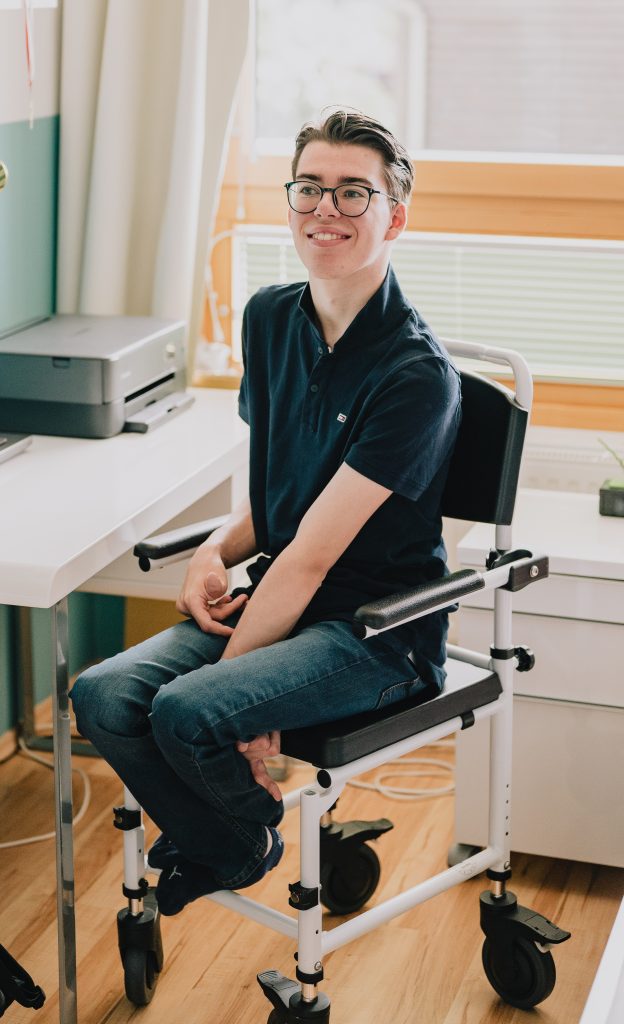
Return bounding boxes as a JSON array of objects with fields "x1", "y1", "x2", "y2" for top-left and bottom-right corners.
[{"x1": 0, "y1": 739, "x2": 622, "y2": 1024}]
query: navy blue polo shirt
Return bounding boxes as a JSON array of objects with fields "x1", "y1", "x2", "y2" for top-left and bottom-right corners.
[{"x1": 238, "y1": 266, "x2": 461, "y2": 690}]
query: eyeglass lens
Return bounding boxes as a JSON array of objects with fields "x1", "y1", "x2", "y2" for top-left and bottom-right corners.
[{"x1": 288, "y1": 182, "x2": 370, "y2": 215}]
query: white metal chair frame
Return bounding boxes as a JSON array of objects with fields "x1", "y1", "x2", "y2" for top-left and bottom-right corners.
[{"x1": 114, "y1": 340, "x2": 570, "y2": 1022}]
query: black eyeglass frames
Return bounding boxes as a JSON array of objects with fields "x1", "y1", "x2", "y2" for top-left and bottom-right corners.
[{"x1": 284, "y1": 180, "x2": 399, "y2": 217}]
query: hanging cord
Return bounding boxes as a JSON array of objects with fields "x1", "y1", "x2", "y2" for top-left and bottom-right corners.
[
  {"x1": 22, "y1": 0, "x2": 35, "y2": 129},
  {"x1": 0, "y1": 737, "x2": 91, "y2": 850},
  {"x1": 347, "y1": 740, "x2": 455, "y2": 800}
]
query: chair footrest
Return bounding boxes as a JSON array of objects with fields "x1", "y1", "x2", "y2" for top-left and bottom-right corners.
[{"x1": 281, "y1": 663, "x2": 501, "y2": 768}]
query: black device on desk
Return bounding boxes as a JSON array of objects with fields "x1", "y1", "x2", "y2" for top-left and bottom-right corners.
[
  {"x1": 0, "y1": 315, "x2": 194, "y2": 439},
  {"x1": 0, "y1": 433, "x2": 32, "y2": 464}
]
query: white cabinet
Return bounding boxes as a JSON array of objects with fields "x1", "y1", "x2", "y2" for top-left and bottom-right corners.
[{"x1": 455, "y1": 489, "x2": 624, "y2": 868}]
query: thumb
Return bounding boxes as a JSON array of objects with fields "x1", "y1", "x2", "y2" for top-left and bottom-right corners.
[{"x1": 205, "y1": 570, "x2": 227, "y2": 600}]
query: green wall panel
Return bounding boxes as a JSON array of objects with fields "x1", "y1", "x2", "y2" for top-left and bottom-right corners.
[
  {"x1": 30, "y1": 595, "x2": 126, "y2": 704},
  {"x1": 0, "y1": 598, "x2": 125, "y2": 735},
  {"x1": 0, "y1": 114, "x2": 126, "y2": 738},
  {"x1": 0, "y1": 115, "x2": 59, "y2": 337}
]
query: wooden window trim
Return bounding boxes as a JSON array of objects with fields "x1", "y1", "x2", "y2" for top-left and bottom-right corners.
[{"x1": 201, "y1": 142, "x2": 624, "y2": 430}]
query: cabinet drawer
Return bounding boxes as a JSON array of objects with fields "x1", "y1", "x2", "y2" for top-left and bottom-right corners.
[
  {"x1": 458, "y1": 567, "x2": 624, "y2": 625},
  {"x1": 455, "y1": 697, "x2": 624, "y2": 867},
  {"x1": 458, "y1": 607, "x2": 624, "y2": 708}
]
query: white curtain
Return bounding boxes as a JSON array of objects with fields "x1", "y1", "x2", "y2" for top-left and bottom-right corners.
[{"x1": 56, "y1": 0, "x2": 250, "y2": 371}]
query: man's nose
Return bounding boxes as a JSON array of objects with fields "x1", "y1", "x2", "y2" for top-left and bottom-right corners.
[{"x1": 315, "y1": 189, "x2": 339, "y2": 217}]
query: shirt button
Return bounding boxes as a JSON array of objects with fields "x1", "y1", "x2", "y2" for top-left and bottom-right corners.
[
  {"x1": 310, "y1": 384, "x2": 319, "y2": 393},
  {"x1": 317, "y1": 346, "x2": 323, "y2": 355}
]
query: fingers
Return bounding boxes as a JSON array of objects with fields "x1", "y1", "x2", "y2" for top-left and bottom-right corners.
[
  {"x1": 210, "y1": 593, "x2": 248, "y2": 620},
  {"x1": 236, "y1": 732, "x2": 283, "y2": 801},
  {"x1": 237, "y1": 729, "x2": 280, "y2": 759},
  {"x1": 177, "y1": 590, "x2": 247, "y2": 634},
  {"x1": 268, "y1": 729, "x2": 281, "y2": 755},
  {"x1": 184, "y1": 598, "x2": 234, "y2": 635},
  {"x1": 250, "y1": 758, "x2": 282, "y2": 802}
]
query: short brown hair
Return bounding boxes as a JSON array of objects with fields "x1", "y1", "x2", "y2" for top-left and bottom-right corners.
[{"x1": 291, "y1": 108, "x2": 414, "y2": 204}]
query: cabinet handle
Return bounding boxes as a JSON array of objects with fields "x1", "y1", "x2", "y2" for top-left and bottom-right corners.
[{"x1": 0, "y1": 162, "x2": 8, "y2": 191}]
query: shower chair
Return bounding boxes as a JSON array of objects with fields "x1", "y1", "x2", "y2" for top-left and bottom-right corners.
[{"x1": 112, "y1": 338, "x2": 570, "y2": 1021}]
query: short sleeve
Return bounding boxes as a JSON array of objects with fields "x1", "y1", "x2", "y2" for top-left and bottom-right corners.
[
  {"x1": 237, "y1": 301, "x2": 250, "y2": 425},
  {"x1": 345, "y1": 357, "x2": 461, "y2": 501}
]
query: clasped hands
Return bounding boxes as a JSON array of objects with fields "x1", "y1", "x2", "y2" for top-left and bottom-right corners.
[{"x1": 176, "y1": 545, "x2": 248, "y2": 636}]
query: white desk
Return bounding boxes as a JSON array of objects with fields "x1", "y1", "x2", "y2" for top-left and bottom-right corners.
[
  {"x1": 581, "y1": 894, "x2": 624, "y2": 1024},
  {"x1": 455, "y1": 488, "x2": 624, "y2": 867},
  {"x1": 0, "y1": 389, "x2": 249, "y2": 1024}
]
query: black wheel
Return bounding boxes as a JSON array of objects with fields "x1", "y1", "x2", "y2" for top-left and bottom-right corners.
[
  {"x1": 482, "y1": 936, "x2": 556, "y2": 1009},
  {"x1": 320, "y1": 843, "x2": 380, "y2": 915},
  {"x1": 122, "y1": 946, "x2": 160, "y2": 1006},
  {"x1": 267, "y1": 1011, "x2": 284, "y2": 1024}
]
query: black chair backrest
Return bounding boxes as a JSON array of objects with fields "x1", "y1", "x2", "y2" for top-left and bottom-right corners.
[{"x1": 441, "y1": 371, "x2": 528, "y2": 525}]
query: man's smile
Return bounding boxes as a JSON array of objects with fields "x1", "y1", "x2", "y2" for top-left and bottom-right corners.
[{"x1": 307, "y1": 230, "x2": 351, "y2": 244}]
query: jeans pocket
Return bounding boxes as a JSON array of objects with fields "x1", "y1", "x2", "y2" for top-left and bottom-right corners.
[{"x1": 374, "y1": 676, "x2": 425, "y2": 711}]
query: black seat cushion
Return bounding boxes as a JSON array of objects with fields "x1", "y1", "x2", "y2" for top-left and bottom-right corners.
[{"x1": 281, "y1": 663, "x2": 501, "y2": 769}]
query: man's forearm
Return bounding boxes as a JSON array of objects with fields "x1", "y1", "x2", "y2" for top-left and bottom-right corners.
[{"x1": 221, "y1": 544, "x2": 324, "y2": 660}]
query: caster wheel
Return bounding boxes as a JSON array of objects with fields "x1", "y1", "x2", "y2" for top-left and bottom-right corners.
[
  {"x1": 447, "y1": 842, "x2": 481, "y2": 867},
  {"x1": 482, "y1": 936, "x2": 556, "y2": 1009},
  {"x1": 122, "y1": 946, "x2": 160, "y2": 1006},
  {"x1": 320, "y1": 843, "x2": 380, "y2": 915},
  {"x1": 267, "y1": 1011, "x2": 284, "y2": 1024}
]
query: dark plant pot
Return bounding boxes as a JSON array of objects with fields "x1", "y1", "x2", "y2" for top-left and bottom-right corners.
[{"x1": 599, "y1": 478, "x2": 624, "y2": 517}]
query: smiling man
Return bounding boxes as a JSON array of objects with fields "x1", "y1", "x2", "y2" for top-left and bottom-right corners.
[{"x1": 70, "y1": 110, "x2": 461, "y2": 916}]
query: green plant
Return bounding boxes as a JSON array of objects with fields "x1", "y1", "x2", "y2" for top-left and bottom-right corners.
[{"x1": 598, "y1": 438, "x2": 624, "y2": 477}]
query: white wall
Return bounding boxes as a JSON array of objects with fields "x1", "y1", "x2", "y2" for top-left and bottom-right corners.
[{"x1": 0, "y1": 6, "x2": 60, "y2": 125}]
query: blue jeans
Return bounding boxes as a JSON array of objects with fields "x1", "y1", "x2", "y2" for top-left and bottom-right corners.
[{"x1": 70, "y1": 610, "x2": 426, "y2": 888}]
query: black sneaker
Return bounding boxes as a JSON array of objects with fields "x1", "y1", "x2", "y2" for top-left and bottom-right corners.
[
  {"x1": 147, "y1": 834, "x2": 180, "y2": 870},
  {"x1": 155, "y1": 828, "x2": 284, "y2": 917}
]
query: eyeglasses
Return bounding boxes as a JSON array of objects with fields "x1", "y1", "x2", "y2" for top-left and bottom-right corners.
[{"x1": 284, "y1": 180, "x2": 399, "y2": 217}]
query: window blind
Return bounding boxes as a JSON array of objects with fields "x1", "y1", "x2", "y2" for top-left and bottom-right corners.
[{"x1": 231, "y1": 227, "x2": 624, "y2": 384}]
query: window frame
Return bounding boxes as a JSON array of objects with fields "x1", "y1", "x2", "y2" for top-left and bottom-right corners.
[
  {"x1": 252, "y1": 0, "x2": 427, "y2": 156},
  {"x1": 203, "y1": 5, "x2": 624, "y2": 428},
  {"x1": 202, "y1": 138, "x2": 624, "y2": 432},
  {"x1": 228, "y1": 222, "x2": 622, "y2": 382}
]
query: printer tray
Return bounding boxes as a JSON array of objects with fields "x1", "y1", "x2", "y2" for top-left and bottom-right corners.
[{"x1": 123, "y1": 391, "x2": 194, "y2": 433}]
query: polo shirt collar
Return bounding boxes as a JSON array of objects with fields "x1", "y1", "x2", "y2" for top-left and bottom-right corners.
[{"x1": 297, "y1": 265, "x2": 411, "y2": 355}]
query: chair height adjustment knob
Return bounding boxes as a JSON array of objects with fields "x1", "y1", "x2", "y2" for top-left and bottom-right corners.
[
  {"x1": 288, "y1": 881, "x2": 319, "y2": 911},
  {"x1": 514, "y1": 645, "x2": 535, "y2": 672},
  {"x1": 113, "y1": 806, "x2": 142, "y2": 830}
]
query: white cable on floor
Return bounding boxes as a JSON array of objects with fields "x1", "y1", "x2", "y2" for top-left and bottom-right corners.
[
  {"x1": 0, "y1": 737, "x2": 91, "y2": 850},
  {"x1": 347, "y1": 740, "x2": 455, "y2": 800}
]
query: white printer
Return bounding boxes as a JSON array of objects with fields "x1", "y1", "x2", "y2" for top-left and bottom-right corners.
[{"x1": 0, "y1": 315, "x2": 193, "y2": 438}]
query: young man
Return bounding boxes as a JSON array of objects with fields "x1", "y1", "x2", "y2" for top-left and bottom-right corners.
[{"x1": 70, "y1": 110, "x2": 461, "y2": 917}]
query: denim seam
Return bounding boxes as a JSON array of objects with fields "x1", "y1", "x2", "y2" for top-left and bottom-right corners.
[
  {"x1": 375, "y1": 677, "x2": 422, "y2": 710},
  {"x1": 180, "y1": 739, "x2": 267, "y2": 870}
]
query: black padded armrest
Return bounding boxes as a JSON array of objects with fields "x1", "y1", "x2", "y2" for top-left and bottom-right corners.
[
  {"x1": 352, "y1": 568, "x2": 484, "y2": 636},
  {"x1": 133, "y1": 515, "x2": 228, "y2": 571}
]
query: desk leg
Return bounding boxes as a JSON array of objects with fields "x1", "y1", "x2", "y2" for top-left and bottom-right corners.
[{"x1": 51, "y1": 597, "x2": 78, "y2": 1024}]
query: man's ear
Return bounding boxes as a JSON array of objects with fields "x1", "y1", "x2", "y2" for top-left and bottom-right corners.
[{"x1": 385, "y1": 201, "x2": 407, "y2": 241}]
